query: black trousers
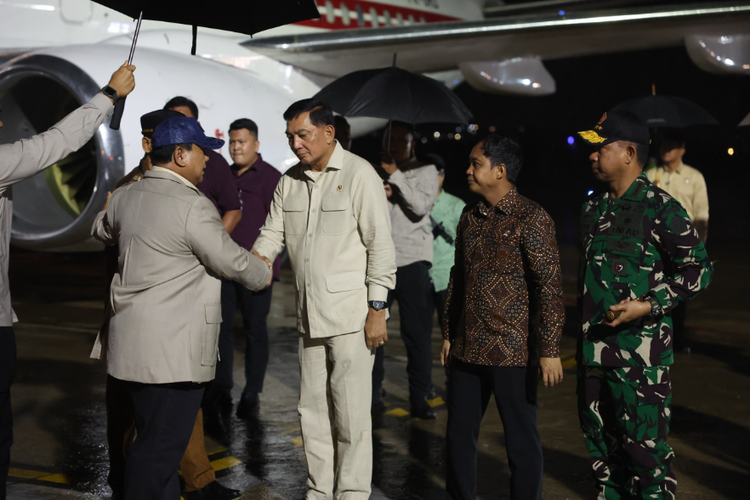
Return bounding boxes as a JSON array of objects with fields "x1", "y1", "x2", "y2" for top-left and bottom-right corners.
[
  {"x1": 0, "y1": 327, "x2": 16, "y2": 500},
  {"x1": 433, "y1": 286, "x2": 448, "y2": 331},
  {"x1": 214, "y1": 280, "x2": 273, "y2": 399},
  {"x1": 373, "y1": 261, "x2": 434, "y2": 404},
  {"x1": 446, "y1": 360, "x2": 542, "y2": 500},
  {"x1": 125, "y1": 381, "x2": 204, "y2": 500}
]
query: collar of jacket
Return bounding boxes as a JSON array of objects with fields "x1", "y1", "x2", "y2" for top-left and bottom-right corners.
[
  {"x1": 144, "y1": 167, "x2": 200, "y2": 193},
  {"x1": 302, "y1": 140, "x2": 345, "y2": 174}
]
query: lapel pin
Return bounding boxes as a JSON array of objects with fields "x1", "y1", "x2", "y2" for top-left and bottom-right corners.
[{"x1": 337, "y1": 185, "x2": 343, "y2": 192}]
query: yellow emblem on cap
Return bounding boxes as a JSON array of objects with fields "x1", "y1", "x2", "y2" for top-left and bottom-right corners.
[{"x1": 578, "y1": 130, "x2": 607, "y2": 144}]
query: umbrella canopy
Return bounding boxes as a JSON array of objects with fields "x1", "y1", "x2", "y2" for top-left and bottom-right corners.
[
  {"x1": 93, "y1": 0, "x2": 320, "y2": 39},
  {"x1": 93, "y1": 0, "x2": 319, "y2": 129},
  {"x1": 313, "y1": 65, "x2": 473, "y2": 125},
  {"x1": 611, "y1": 95, "x2": 719, "y2": 128}
]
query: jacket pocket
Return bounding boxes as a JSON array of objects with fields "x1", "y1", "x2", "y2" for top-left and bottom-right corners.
[
  {"x1": 283, "y1": 198, "x2": 308, "y2": 235},
  {"x1": 321, "y1": 194, "x2": 350, "y2": 235},
  {"x1": 200, "y1": 305, "x2": 223, "y2": 367},
  {"x1": 326, "y1": 271, "x2": 366, "y2": 293}
]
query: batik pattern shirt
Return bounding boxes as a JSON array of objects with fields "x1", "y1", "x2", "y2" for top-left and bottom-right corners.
[
  {"x1": 578, "y1": 174, "x2": 713, "y2": 368},
  {"x1": 443, "y1": 187, "x2": 564, "y2": 367}
]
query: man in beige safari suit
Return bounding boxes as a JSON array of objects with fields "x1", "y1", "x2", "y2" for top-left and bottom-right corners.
[
  {"x1": 92, "y1": 115, "x2": 271, "y2": 500},
  {"x1": 253, "y1": 99, "x2": 396, "y2": 500}
]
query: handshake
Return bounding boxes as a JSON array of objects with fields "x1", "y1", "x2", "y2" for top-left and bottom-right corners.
[{"x1": 253, "y1": 249, "x2": 274, "y2": 289}]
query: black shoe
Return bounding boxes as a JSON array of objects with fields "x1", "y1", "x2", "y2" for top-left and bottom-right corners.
[
  {"x1": 236, "y1": 393, "x2": 260, "y2": 419},
  {"x1": 410, "y1": 401, "x2": 437, "y2": 420},
  {"x1": 426, "y1": 384, "x2": 437, "y2": 400},
  {"x1": 110, "y1": 488, "x2": 124, "y2": 500},
  {"x1": 184, "y1": 480, "x2": 242, "y2": 500}
]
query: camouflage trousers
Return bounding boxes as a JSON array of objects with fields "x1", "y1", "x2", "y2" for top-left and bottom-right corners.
[{"x1": 577, "y1": 365, "x2": 676, "y2": 499}]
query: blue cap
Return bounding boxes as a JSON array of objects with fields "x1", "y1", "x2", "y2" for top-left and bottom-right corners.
[{"x1": 151, "y1": 116, "x2": 225, "y2": 150}]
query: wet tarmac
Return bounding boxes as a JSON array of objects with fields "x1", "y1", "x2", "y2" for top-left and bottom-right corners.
[{"x1": 5, "y1": 244, "x2": 750, "y2": 499}]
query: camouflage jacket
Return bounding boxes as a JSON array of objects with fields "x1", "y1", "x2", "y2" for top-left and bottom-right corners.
[{"x1": 578, "y1": 174, "x2": 713, "y2": 367}]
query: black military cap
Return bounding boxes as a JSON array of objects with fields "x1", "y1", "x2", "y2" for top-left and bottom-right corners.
[
  {"x1": 140, "y1": 109, "x2": 184, "y2": 137},
  {"x1": 578, "y1": 110, "x2": 650, "y2": 146}
]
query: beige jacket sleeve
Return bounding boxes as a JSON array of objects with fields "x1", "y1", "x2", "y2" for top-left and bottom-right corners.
[
  {"x1": 253, "y1": 177, "x2": 286, "y2": 263},
  {"x1": 353, "y1": 165, "x2": 396, "y2": 301},
  {"x1": 0, "y1": 94, "x2": 113, "y2": 189},
  {"x1": 186, "y1": 196, "x2": 271, "y2": 291}
]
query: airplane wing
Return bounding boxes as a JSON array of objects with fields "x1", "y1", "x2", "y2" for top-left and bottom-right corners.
[{"x1": 242, "y1": 2, "x2": 750, "y2": 76}]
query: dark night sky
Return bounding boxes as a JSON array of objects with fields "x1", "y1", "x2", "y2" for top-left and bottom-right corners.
[{"x1": 354, "y1": 45, "x2": 750, "y2": 244}]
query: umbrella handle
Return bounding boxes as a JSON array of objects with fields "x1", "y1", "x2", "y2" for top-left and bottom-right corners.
[
  {"x1": 109, "y1": 11, "x2": 143, "y2": 131},
  {"x1": 110, "y1": 97, "x2": 127, "y2": 131}
]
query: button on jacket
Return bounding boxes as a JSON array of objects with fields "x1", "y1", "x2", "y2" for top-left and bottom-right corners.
[
  {"x1": 0, "y1": 93, "x2": 113, "y2": 326},
  {"x1": 91, "y1": 168, "x2": 272, "y2": 384},
  {"x1": 253, "y1": 142, "x2": 396, "y2": 338},
  {"x1": 443, "y1": 187, "x2": 564, "y2": 367}
]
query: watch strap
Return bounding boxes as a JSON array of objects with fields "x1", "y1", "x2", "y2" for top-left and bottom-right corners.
[{"x1": 100, "y1": 85, "x2": 119, "y2": 103}]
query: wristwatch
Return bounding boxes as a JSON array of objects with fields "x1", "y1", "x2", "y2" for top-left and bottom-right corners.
[
  {"x1": 368, "y1": 300, "x2": 386, "y2": 311},
  {"x1": 100, "y1": 85, "x2": 119, "y2": 104},
  {"x1": 644, "y1": 295, "x2": 662, "y2": 318}
]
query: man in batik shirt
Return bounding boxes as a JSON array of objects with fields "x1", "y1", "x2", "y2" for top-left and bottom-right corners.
[{"x1": 442, "y1": 134, "x2": 564, "y2": 500}]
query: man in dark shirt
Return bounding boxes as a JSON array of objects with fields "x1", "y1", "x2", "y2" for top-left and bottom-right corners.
[
  {"x1": 442, "y1": 135, "x2": 564, "y2": 500},
  {"x1": 218, "y1": 118, "x2": 282, "y2": 419},
  {"x1": 164, "y1": 96, "x2": 241, "y2": 234}
]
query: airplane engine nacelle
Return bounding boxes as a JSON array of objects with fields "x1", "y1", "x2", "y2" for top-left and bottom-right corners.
[
  {"x1": 459, "y1": 57, "x2": 556, "y2": 96},
  {"x1": 685, "y1": 34, "x2": 750, "y2": 76},
  {"x1": 0, "y1": 44, "x2": 301, "y2": 251}
]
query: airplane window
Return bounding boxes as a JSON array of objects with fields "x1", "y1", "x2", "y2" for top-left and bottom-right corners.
[
  {"x1": 356, "y1": 5, "x2": 364, "y2": 27},
  {"x1": 383, "y1": 10, "x2": 391, "y2": 26},
  {"x1": 407, "y1": 14, "x2": 415, "y2": 25},
  {"x1": 325, "y1": 1, "x2": 334, "y2": 24},
  {"x1": 395, "y1": 12, "x2": 403, "y2": 25},
  {"x1": 341, "y1": 3, "x2": 350, "y2": 26},
  {"x1": 370, "y1": 7, "x2": 379, "y2": 28}
]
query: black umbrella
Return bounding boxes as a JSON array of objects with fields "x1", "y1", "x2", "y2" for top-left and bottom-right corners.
[
  {"x1": 611, "y1": 94, "x2": 719, "y2": 128},
  {"x1": 92, "y1": 0, "x2": 320, "y2": 129},
  {"x1": 313, "y1": 56, "x2": 473, "y2": 127}
]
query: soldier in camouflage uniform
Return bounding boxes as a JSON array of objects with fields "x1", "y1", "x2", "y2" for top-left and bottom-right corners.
[{"x1": 575, "y1": 111, "x2": 713, "y2": 499}]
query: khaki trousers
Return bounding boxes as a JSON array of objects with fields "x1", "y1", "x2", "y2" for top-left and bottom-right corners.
[{"x1": 298, "y1": 330, "x2": 375, "y2": 500}]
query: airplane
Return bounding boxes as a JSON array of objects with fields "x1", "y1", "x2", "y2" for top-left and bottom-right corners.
[{"x1": 0, "y1": 0, "x2": 748, "y2": 252}]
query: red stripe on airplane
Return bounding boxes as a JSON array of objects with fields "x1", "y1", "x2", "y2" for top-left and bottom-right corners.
[{"x1": 295, "y1": 0, "x2": 459, "y2": 30}]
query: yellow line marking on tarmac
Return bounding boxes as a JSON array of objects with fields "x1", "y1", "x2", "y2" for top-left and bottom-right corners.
[
  {"x1": 8, "y1": 468, "x2": 47, "y2": 479},
  {"x1": 427, "y1": 397, "x2": 445, "y2": 408},
  {"x1": 37, "y1": 473, "x2": 70, "y2": 484},
  {"x1": 211, "y1": 456, "x2": 242, "y2": 471},
  {"x1": 561, "y1": 353, "x2": 577, "y2": 370},
  {"x1": 384, "y1": 408, "x2": 410, "y2": 417},
  {"x1": 281, "y1": 426, "x2": 301, "y2": 435},
  {"x1": 207, "y1": 446, "x2": 227, "y2": 455},
  {"x1": 290, "y1": 436, "x2": 304, "y2": 448}
]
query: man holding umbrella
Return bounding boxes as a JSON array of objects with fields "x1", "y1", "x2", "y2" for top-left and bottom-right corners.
[
  {"x1": 0, "y1": 62, "x2": 135, "y2": 499},
  {"x1": 373, "y1": 121, "x2": 440, "y2": 419}
]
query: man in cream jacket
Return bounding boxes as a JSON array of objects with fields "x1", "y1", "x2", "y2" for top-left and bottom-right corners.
[
  {"x1": 253, "y1": 99, "x2": 396, "y2": 500},
  {"x1": 92, "y1": 116, "x2": 271, "y2": 500}
]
